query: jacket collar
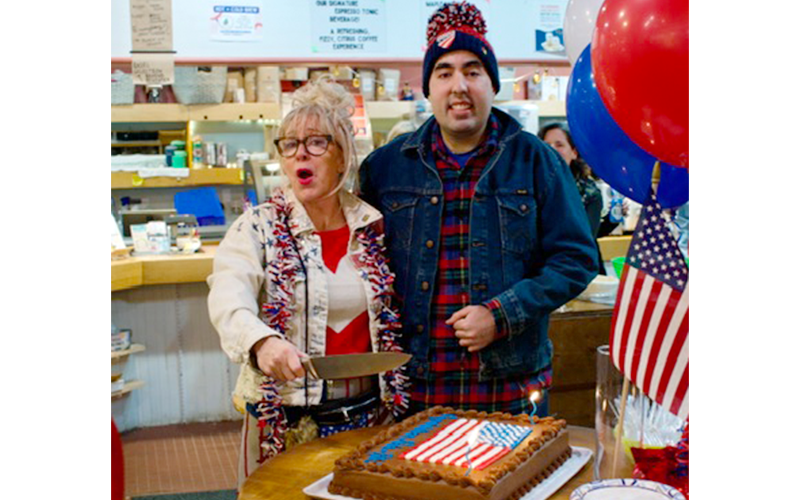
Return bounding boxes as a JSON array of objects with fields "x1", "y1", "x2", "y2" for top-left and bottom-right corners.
[
  {"x1": 282, "y1": 187, "x2": 382, "y2": 236},
  {"x1": 400, "y1": 106, "x2": 523, "y2": 154}
]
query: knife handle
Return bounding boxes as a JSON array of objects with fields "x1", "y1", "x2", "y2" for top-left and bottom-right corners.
[{"x1": 300, "y1": 357, "x2": 319, "y2": 379}]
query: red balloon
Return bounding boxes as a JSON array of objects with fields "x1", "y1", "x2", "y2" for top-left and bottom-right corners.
[{"x1": 591, "y1": 0, "x2": 689, "y2": 168}]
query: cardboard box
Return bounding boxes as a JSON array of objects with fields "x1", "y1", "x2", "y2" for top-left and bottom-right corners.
[{"x1": 256, "y1": 66, "x2": 281, "y2": 103}]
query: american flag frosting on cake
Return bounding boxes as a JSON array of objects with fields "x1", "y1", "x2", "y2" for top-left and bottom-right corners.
[{"x1": 399, "y1": 417, "x2": 533, "y2": 471}]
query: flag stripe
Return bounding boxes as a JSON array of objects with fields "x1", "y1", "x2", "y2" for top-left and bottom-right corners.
[
  {"x1": 640, "y1": 287, "x2": 680, "y2": 396},
  {"x1": 662, "y1": 332, "x2": 689, "y2": 418},
  {"x1": 401, "y1": 418, "x2": 471, "y2": 460},
  {"x1": 413, "y1": 419, "x2": 481, "y2": 462},
  {"x1": 649, "y1": 289, "x2": 689, "y2": 401},
  {"x1": 628, "y1": 279, "x2": 664, "y2": 388},
  {"x1": 611, "y1": 266, "x2": 638, "y2": 370},
  {"x1": 634, "y1": 284, "x2": 672, "y2": 391},
  {"x1": 616, "y1": 269, "x2": 646, "y2": 374},
  {"x1": 624, "y1": 275, "x2": 656, "y2": 376},
  {"x1": 656, "y1": 308, "x2": 689, "y2": 410}
]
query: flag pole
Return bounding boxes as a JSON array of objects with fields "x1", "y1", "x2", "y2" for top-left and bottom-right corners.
[{"x1": 612, "y1": 376, "x2": 630, "y2": 477}]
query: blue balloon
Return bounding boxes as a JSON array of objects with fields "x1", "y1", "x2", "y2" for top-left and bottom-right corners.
[{"x1": 566, "y1": 45, "x2": 688, "y2": 208}]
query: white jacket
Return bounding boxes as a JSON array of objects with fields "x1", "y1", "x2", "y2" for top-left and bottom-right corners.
[{"x1": 208, "y1": 188, "x2": 394, "y2": 408}]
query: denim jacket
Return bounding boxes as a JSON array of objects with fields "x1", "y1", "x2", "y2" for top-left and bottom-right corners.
[{"x1": 359, "y1": 108, "x2": 597, "y2": 380}]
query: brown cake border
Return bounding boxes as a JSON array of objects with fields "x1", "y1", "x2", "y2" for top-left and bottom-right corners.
[{"x1": 330, "y1": 406, "x2": 570, "y2": 499}]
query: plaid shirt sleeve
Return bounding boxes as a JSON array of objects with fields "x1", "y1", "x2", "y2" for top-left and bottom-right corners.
[{"x1": 483, "y1": 299, "x2": 509, "y2": 338}]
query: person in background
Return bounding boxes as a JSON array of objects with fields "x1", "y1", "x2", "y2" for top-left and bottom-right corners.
[
  {"x1": 384, "y1": 119, "x2": 417, "y2": 146},
  {"x1": 207, "y1": 77, "x2": 408, "y2": 488},
  {"x1": 538, "y1": 122, "x2": 603, "y2": 238},
  {"x1": 359, "y1": 2, "x2": 597, "y2": 418}
]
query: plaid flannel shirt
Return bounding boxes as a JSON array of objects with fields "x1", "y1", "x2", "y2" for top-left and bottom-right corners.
[{"x1": 410, "y1": 115, "x2": 552, "y2": 414}]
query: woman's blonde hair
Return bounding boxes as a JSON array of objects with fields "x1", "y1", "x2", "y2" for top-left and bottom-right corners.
[{"x1": 277, "y1": 75, "x2": 357, "y2": 196}]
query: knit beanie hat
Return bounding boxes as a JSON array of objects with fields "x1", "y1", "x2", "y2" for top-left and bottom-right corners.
[{"x1": 422, "y1": 2, "x2": 500, "y2": 98}]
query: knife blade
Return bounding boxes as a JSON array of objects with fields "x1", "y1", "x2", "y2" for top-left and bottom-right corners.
[{"x1": 301, "y1": 352, "x2": 411, "y2": 380}]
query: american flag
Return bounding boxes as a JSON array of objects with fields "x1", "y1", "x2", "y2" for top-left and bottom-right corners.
[
  {"x1": 610, "y1": 191, "x2": 689, "y2": 420},
  {"x1": 399, "y1": 418, "x2": 531, "y2": 471}
]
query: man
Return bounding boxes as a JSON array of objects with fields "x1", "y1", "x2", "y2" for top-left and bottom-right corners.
[{"x1": 359, "y1": 2, "x2": 597, "y2": 417}]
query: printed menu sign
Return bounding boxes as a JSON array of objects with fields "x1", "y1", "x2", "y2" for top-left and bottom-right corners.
[
  {"x1": 311, "y1": 0, "x2": 386, "y2": 53},
  {"x1": 130, "y1": 0, "x2": 174, "y2": 51}
]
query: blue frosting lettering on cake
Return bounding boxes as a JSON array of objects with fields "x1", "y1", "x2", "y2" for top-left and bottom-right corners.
[{"x1": 364, "y1": 414, "x2": 458, "y2": 464}]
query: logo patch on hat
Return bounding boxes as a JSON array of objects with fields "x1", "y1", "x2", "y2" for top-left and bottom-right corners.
[{"x1": 436, "y1": 30, "x2": 456, "y2": 49}]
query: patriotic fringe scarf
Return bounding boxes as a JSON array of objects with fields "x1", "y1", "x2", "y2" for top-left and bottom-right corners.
[{"x1": 254, "y1": 189, "x2": 410, "y2": 462}]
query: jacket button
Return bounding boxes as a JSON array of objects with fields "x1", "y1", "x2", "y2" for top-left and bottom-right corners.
[
  {"x1": 426, "y1": 240, "x2": 434, "y2": 249},
  {"x1": 431, "y1": 196, "x2": 439, "y2": 205},
  {"x1": 520, "y1": 204, "x2": 529, "y2": 212},
  {"x1": 416, "y1": 324, "x2": 424, "y2": 333},
  {"x1": 391, "y1": 202, "x2": 399, "y2": 209},
  {"x1": 421, "y1": 281, "x2": 430, "y2": 291},
  {"x1": 417, "y1": 366, "x2": 425, "y2": 375}
]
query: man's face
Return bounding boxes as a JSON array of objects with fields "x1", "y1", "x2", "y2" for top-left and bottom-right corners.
[{"x1": 428, "y1": 50, "x2": 495, "y2": 145}]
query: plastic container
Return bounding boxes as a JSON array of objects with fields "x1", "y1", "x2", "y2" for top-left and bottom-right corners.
[
  {"x1": 164, "y1": 145, "x2": 177, "y2": 167},
  {"x1": 173, "y1": 151, "x2": 187, "y2": 168},
  {"x1": 612, "y1": 257, "x2": 626, "y2": 278}
]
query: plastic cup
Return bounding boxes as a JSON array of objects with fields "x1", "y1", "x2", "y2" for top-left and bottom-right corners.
[{"x1": 612, "y1": 257, "x2": 626, "y2": 278}]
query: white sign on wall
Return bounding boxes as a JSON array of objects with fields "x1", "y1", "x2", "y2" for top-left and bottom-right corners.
[
  {"x1": 533, "y1": 0, "x2": 568, "y2": 55},
  {"x1": 209, "y1": 2, "x2": 264, "y2": 42},
  {"x1": 311, "y1": 0, "x2": 387, "y2": 53}
]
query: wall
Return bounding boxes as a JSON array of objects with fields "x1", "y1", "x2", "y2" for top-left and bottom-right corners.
[
  {"x1": 112, "y1": 283, "x2": 241, "y2": 431},
  {"x1": 112, "y1": 0, "x2": 571, "y2": 63}
]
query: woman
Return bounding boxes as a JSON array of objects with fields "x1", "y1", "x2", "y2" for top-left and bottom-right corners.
[
  {"x1": 538, "y1": 122, "x2": 603, "y2": 238},
  {"x1": 207, "y1": 77, "x2": 409, "y2": 487},
  {"x1": 539, "y1": 122, "x2": 605, "y2": 274}
]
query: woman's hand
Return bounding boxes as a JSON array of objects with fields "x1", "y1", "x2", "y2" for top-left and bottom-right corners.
[{"x1": 252, "y1": 336, "x2": 307, "y2": 381}]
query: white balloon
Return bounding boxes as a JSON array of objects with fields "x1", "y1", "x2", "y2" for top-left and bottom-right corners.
[{"x1": 563, "y1": 0, "x2": 606, "y2": 66}]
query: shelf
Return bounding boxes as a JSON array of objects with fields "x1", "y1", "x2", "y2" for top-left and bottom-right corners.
[
  {"x1": 189, "y1": 103, "x2": 281, "y2": 121},
  {"x1": 111, "y1": 104, "x2": 188, "y2": 123},
  {"x1": 111, "y1": 167, "x2": 244, "y2": 189},
  {"x1": 111, "y1": 343, "x2": 146, "y2": 361},
  {"x1": 112, "y1": 380, "x2": 145, "y2": 399},
  {"x1": 111, "y1": 103, "x2": 282, "y2": 123}
]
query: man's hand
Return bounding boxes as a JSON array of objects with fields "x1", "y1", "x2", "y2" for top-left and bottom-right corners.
[
  {"x1": 252, "y1": 336, "x2": 307, "y2": 381},
  {"x1": 446, "y1": 305, "x2": 499, "y2": 353}
]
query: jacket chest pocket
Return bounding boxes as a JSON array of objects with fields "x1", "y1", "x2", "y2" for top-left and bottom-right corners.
[
  {"x1": 380, "y1": 192, "x2": 418, "y2": 250},
  {"x1": 497, "y1": 194, "x2": 536, "y2": 255}
]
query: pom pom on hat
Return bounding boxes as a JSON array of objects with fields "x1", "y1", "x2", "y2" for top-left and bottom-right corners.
[{"x1": 422, "y1": 2, "x2": 500, "y2": 97}]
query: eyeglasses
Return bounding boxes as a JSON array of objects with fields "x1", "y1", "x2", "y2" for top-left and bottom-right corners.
[{"x1": 273, "y1": 135, "x2": 334, "y2": 158}]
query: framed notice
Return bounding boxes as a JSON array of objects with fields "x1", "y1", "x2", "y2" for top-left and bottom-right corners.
[
  {"x1": 210, "y1": 2, "x2": 265, "y2": 42},
  {"x1": 533, "y1": 0, "x2": 567, "y2": 55}
]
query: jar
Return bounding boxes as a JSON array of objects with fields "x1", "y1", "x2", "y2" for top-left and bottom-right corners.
[{"x1": 173, "y1": 151, "x2": 187, "y2": 168}]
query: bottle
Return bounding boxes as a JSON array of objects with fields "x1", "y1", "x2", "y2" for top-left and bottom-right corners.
[
  {"x1": 609, "y1": 190, "x2": 624, "y2": 224},
  {"x1": 192, "y1": 137, "x2": 204, "y2": 168}
]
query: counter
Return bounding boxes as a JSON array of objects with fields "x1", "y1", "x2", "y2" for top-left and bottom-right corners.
[{"x1": 111, "y1": 246, "x2": 613, "y2": 430}]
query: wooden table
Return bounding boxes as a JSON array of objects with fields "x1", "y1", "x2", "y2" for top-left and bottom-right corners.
[{"x1": 240, "y1": 425, "x2": 597, "y2": 500}]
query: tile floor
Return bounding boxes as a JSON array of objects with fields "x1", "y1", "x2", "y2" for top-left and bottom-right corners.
[{"x1": 121, "y1": 419, "x2": 242, "y2": 498}]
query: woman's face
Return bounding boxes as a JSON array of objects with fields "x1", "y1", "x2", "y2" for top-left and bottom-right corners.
[
  {"x1": 543, "y1": 128, "x2": 578, "y2": 165},
  {"x1": 279, "y1": 119, "x2": 344, "y2": 207}
]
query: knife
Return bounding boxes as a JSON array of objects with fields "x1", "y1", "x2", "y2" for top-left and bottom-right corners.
[{"x1": 300, "y1": 352, "x2": 411, "y2": 380}]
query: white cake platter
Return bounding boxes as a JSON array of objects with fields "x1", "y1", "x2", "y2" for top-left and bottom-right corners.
[
  {"x1": 569, "y1": 478, "x2": 686, "y2": 500},
  {"x1": 303, "y1": 446, "x2": 593, "y2": 500}
]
